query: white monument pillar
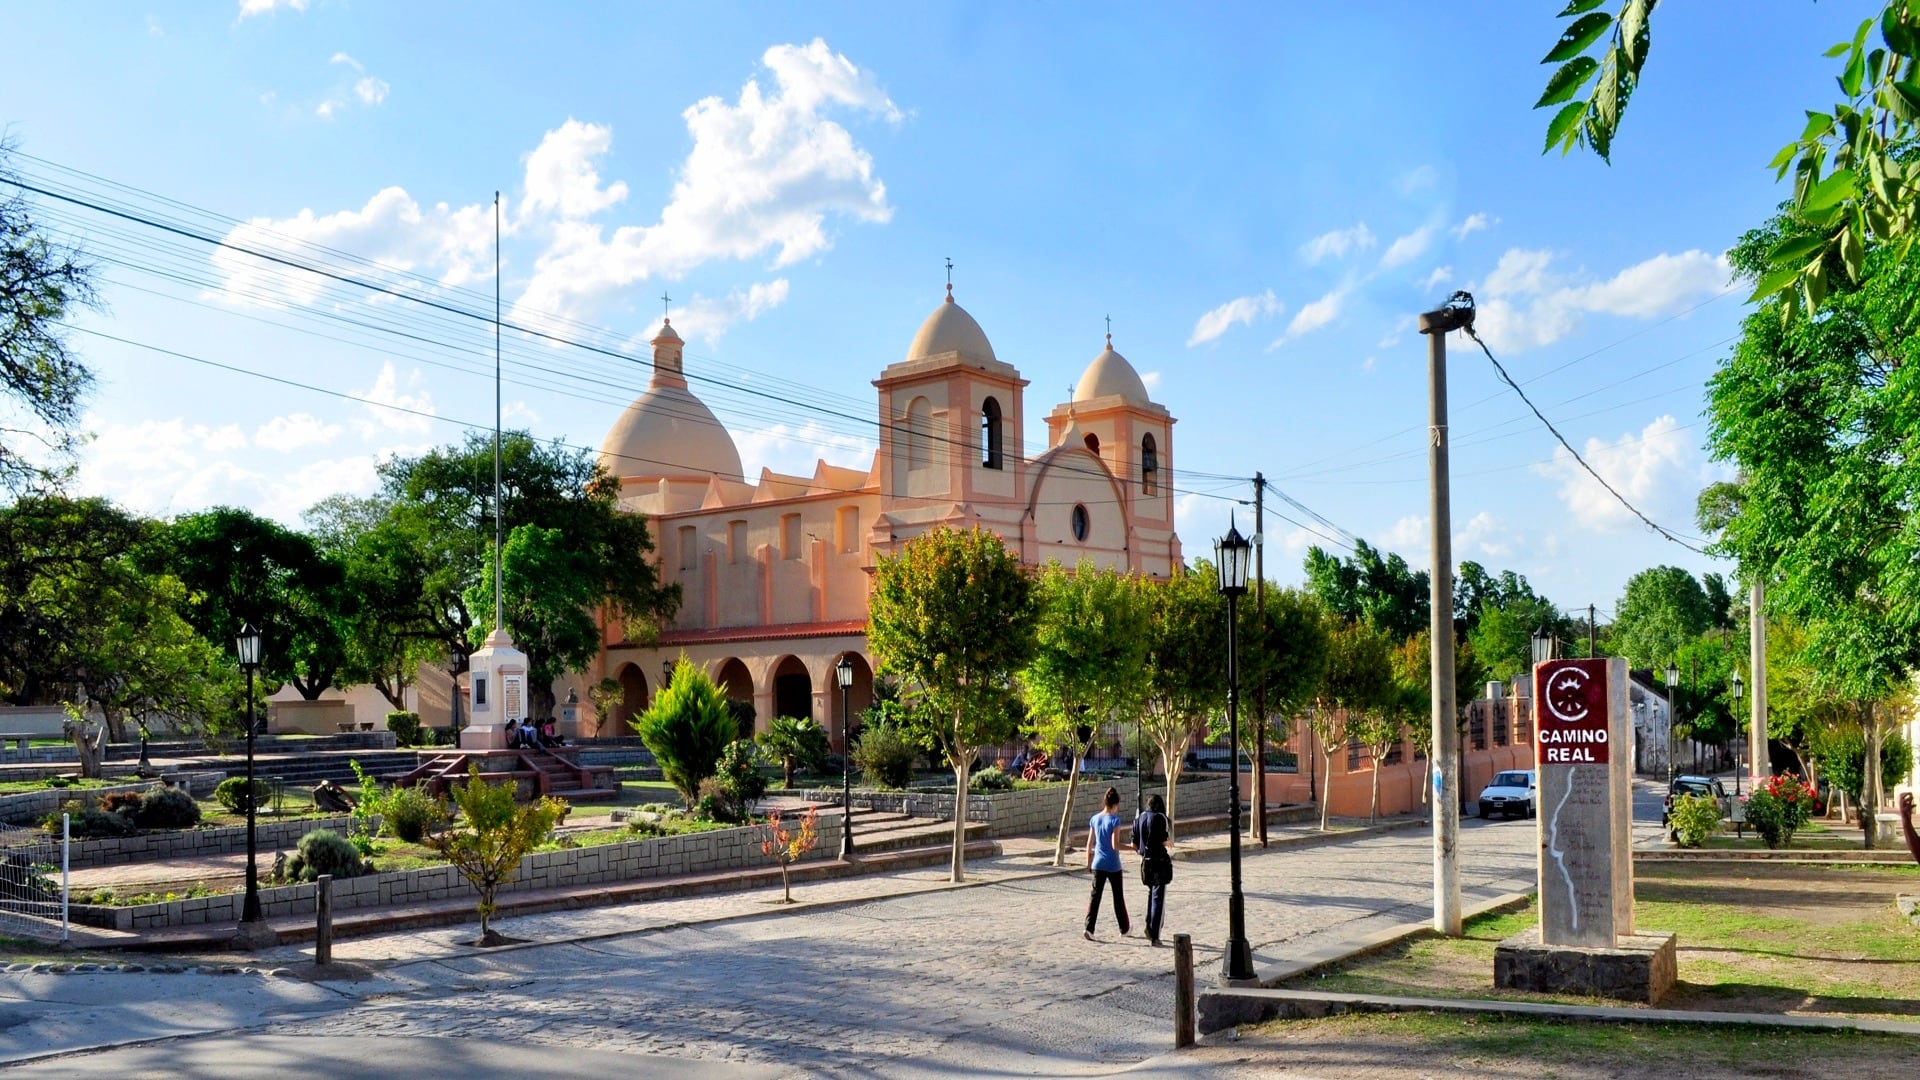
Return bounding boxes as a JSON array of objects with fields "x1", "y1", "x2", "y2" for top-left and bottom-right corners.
[{"x1": 464, "y1": 628, "x2": 528, "y2": 750}]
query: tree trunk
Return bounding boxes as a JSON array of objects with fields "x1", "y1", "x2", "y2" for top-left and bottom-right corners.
[
  {"x1": 1319, "y1": 748, "x2": 1337, "y2": 831},
  {"x1": 951, "y1": 750, "x2": 972, "y2": 883},
  {"x1": 374, "y1": 672, "x2": 408, "y2": 711},
  {"x1": 101, "y1": 706, "x2": 128, "y2": 745},
  {"x1": 1159, "y1": 747, "x2": 1183, "y2": 841},
  {"x1": 783, "y1": 756, "x2": 795, "y2": 789},
  {"x1": 1864, "y1": 703, "x2": 1882, "y2": 850},
  {"x1": 1052, "y1": 739, "x2": 1088, "y2": 867},
  {"x1": 1368, "y1": 749, "x2": 1383, "y2": 823},
  {"x1": 781, "y1": 860, "x2": 792, "y2": 903}
]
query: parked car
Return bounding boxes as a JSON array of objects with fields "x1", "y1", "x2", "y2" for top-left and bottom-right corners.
[
  {"x1": 1477, "y1": 770, "x2": 1537, "y2": 819},
  {"x1": 1662, "y1": 775, "x2": 1731, "y2": 838}
]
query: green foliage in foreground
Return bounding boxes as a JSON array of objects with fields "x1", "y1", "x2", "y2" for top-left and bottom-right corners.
[{"x1": 1668, "y1": 792, "x2": 1721, "y2": 848}]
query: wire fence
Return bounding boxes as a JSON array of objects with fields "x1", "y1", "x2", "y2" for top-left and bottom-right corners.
[{"x1": 0, "y1": 816, "x2": 68, "y2": 944}]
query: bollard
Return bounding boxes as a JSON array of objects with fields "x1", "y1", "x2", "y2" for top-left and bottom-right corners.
[
  {"x1": 315, "y1": 874, "x2": 333, "y2": 966},
  {"x1": 1172, "y1": 932, "x2": 1194, "y2": 1048}
]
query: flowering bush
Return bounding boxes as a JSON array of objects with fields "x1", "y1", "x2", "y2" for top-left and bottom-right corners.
[
  {"x1": 1744, "y1": 773, "x2": 1817, "y2": 849},
  {"x1": 1669, "y1": 792, "x2": 1721, "y2": 848}
]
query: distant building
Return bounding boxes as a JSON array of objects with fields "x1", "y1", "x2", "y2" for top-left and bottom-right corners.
[{"x1": 588, "y1": 286, "x2": 1183, "y2": 748}]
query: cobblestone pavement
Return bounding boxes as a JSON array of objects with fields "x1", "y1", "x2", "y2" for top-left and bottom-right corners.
[
  {"x1": 249, "y1": 817, "x2": 1538, "y2": 1077},
  {"x1": 0, "y1": 816, "x2": 1537, "y2": 1076}
]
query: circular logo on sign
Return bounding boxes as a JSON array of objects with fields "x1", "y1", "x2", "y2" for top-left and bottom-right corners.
[{"x1": 1542, "y1": 666, "x2": 1591, "y2": 725}]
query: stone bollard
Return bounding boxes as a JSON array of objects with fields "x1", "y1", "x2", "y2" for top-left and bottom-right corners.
[
  {"x1": 1172, "y1": 933, "x2": 1194, "y2": 1048},
  {"x1": 315, "y1": 874, "x2": 333, "y2": 966}
]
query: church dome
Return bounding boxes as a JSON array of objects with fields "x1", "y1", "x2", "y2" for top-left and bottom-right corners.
[
  {"x1": 906, "y1": 290, "x2": 997, "y2": 365},
  {"x1": 1075, "y1": 341, "x2": 1151, "y2": 407},
  {"x1": 600, "y1": 386, "x2": 743, "y2": 482}
]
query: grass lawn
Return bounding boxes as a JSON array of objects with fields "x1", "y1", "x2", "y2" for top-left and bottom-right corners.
[
  {"x1": 1224, "y1": 1012, "x2": 1920, "y2": 1080},
  {"x1": 1285, "y1": 862, "x2": 1920, "y2": 1021},
  {"x1": 0, "y1": 777, "x2": 119, "y2": 795}
]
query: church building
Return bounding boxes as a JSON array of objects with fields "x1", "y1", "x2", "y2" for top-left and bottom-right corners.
[{"x1": 590, "y1": 285, "x2": 1184, "y2": 748}]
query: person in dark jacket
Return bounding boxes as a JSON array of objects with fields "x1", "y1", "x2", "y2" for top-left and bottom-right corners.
[{"x1": 1132, "y1": 793, "x2": 1173, "y2": 946}]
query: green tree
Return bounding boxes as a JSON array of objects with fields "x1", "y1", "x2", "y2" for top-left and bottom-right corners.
[
  {"x1": 1021, "y1": 560, "x2": 1152, "y2": 866},
  {"x1": 382, "y1": 431, "x2": 677, "y2": 720},
  {"x1": 631, "y1": 657, "x2": 736, "y2": 808},
  {"x1": 758, "y1": 715, "x2": 829, "y2": 788},
  {"x1": 427, "y1": 765, "x2": 565, "y2": 944},
  {"x1": 1534, "y1": 2, "x2": 1920, "y2": 320},
  {"x1": 1139, "y1": 568, "x2": 1225, "y2": 835},
  {"x1": 1303, "y1": 540, "x2": 1429, "y2": 641},
  {"x1": 867, "y1": 526, "x2": 1039, "y2": 882},
  {"x1": 0, "y1": 142, "x2": 97, "y2": 495},
  {"x1": 461, "y1": 524, "x2": 601, "y2": 712},
  {"x1": 1392, "y1": 632, "x2": 1436, "y2": 805},
  {"x1": 306, "y1": 494, "x2": 445, "y2": 710},
  {"x1": 1314, "y1": 619, "x2": 1394, "y2": 831},
  {"x1": 1236, "y1": 582, "x2": 1331, "y2": 749},
  {"x1": 1610, "y1": 566, "x2": 1712, "y2": 671}
]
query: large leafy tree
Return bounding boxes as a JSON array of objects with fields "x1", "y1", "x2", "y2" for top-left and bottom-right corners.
[
  {"x1": 381, "y1": 431, "x2": 677, "y2": 719},
  {"x1": 1021, "y1": 560, "x2": 1152, "y2": 866},
  {"x1": 1303, "y1": 540, "x2": 1429, "y2": 641},
  {"x1": 1139, "y1": 567, "x2": 1226, "y2": 834},
  {"x1": 306, "y1": 494, "x2": 445, "y2": 710},
  {"x1": 1535, "y1": 2, "x2": 1920, "y2": 319},
  {"x1": 1313, "y1": 618, "x2": 1394, "y2": 831},
  {"x1": 0, "y1": 143, "x2": 97, "y2": 495},
  {"x1": 1707, "y1": 206, "x2": 1920, "y2": 843},
  {"x1": 1609, "y1": 566, "x2": 1713, "y2": 671},
  {"x1": 143, "y1": 506, "x2": 350, "y2": 699},
  {"x1": 868, "y1": 525, "x2": 1039, "y2": 882}
]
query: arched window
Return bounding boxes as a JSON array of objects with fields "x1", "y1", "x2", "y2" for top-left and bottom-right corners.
[
  {"x1": 981, "y1": 397, "x2": 1004, "y2": 470},
  {"x1": 906, "y1": 397, "x2": 932, "y2": 471},
  {"x1": 1083, "y1": 432, "x2": 1100, "y2": 455},
  {"x1": 1141, "y1": 433, "x2": 1159, "y2": 495}
]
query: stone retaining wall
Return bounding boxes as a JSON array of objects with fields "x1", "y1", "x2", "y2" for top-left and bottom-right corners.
[
  {"x1": 60, "y1": 815, "x2": 358, "y2": 869},
  {"x1": 798, "y1": 776, "x2": 1233, "y2": 837},
  {"x1": 0, "y1": 771, "x2": 225, "y2": 826},
  {"x1": 69, "y1": 813, "x2": 844, "y2": 932}
]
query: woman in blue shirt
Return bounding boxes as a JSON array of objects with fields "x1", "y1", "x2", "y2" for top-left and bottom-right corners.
[{"x1": 1083, "y1": 787, "x2": 1131, "y2": 940}]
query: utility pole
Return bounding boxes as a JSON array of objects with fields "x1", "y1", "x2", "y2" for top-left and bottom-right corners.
[
  {"x1": 1420, "y1": 295, "x2": 1472, "y2": 938},
  {"x1": 1749, "y1": 578, "x2": 1769, "y2": 786},
  {"x1": 1252, "y1": 473, "x2": 1268, "y2": 847},
  {"x1": 1588, "y1": 603, "x2": 1597, "y2": 658}
]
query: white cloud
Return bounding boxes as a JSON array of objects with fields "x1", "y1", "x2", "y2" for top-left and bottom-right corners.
[
  {"x1": 519, "y1": 120, "x2": 630, "y2": 222},
  {"x1": 354, "y1": 77, "x2": 390, "y2": 106},
  {"x1": 330, "y1": 53, "x2": 363, "y2": 71},
  {"x1": 1454, "y1": 511, "x2": 1511, "y2": 560},
  {"x1": 1533, "y1": 415, "x2": 1701, "y2": 531},
  {"x1": 354, "y1": 362, "x2": 436, "y2": 436},
  {"x1": 1376, "y1": 514, "x2": 1431, "y2": 569},
  {"x1": 1140, "y1": 371, "x2": 1162, "y2": 392},
  {"x1": 1271, "y1": 287, "x2": 1345, "y2": 347},
  {"x1": 313, "y1": 55, "x2": 389, "y2": 119},
  {"x1": 1398, "y1": 165, "x2": 1439, "y2": 195},
  {"x1": 1421, "y1": 265, "x2": 1453, "y2": 291},
  {"x1": 257, "y1": 456, "x2": 381, "y2": 522},
  {"x1": 239, "y1": 0, "x2": 307, "y2": 18},
  {"x1": 502, "y1": 400, "x2": 543, "y2": 424},
  {"x1": 513, "y1": 39, "x2": 898, "y2": 327},
  {"x1": 667, "y1": 278, "x2": 792, "y2": 342},
  {"x1": 1300, "y1": 224, "x2": 1375, "y2": 264},
  {"x1": 1361, "y1": 356, "x2": 1376, "y2": 375},
  {"x1": 254, "y1": 412, "x2": 342, "y2": 452},
  {"x1": 1473, "y1": 248, "x2": 1731, "y2": 352},
  {"x1": 734, "y1": 419, "x2": 876, "y2": 476},
  {"x1": 1452, "y1": 212, "x2": 1495, "y2": 240},
  {"x1": 212, "y1": 186, "x2": 497, "y2": 304},
  {"x1": 1379, "y1": 224, "x2": 1438, "y2": 269},
  {"x1": 1186, "y1": 289, "x2": 1283, "y2": 346},
  {"x1": 75, "y1": 417, "x2": 255, "y2": 519},
  {"x1": 147, "y1": 15, "x2": 164, "y2": 36}
]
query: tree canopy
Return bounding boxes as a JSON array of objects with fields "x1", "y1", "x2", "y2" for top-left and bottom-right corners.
[
  {"x1": 1610, "y1": 565, "x2": 1714, "y2": 671},
  {"x1": 1303, "y1": 539, "x2": 1429, "y2": 641}
]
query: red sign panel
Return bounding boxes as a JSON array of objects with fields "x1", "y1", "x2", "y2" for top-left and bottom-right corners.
[{"x1": 1533, "y1": 658, "x2": 1611, "y2": 765}]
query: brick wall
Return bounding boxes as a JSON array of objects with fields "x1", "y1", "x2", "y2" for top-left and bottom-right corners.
[
  {"x1": 0, "y1": 771, "x2": 224, "y2": 826},
  {"x1": 60, "y1": 815, "x2": 360, "y2": 869}
]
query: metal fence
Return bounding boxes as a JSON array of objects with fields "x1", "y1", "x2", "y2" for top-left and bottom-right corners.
[{"x1": 0, "y1": 816, "x2": 68, "y2": 943}]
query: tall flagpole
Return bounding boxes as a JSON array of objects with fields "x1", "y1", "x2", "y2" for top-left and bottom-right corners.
[{"x1": 493, "y1": 191, "x2": 504, "y2": 631}]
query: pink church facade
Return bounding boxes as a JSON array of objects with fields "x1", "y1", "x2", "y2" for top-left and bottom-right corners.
[{"x1": 589, "y1": 288, "x2": 1183, "y2": 749}]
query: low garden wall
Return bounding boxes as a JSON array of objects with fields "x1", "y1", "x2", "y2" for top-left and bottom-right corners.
[
  {"x1": 798, "y1": 775, "x2": 1233, "y2": 837},
  {"x1": 0, "y1": 771, "x2": 225, "y2": 826},
  {"x1": 68, "y1": 812, "x2": 845, "y2": 932},
  {"x1": 61, "y1": 814, "x2": 358, "y2": 869}
]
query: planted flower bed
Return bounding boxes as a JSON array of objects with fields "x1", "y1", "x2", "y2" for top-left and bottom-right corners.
[{"x1": 0, "y1": 771, "x2": 224, "y2": 826}]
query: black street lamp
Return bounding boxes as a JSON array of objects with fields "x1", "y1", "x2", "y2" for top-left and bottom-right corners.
[
  {"x1": 1530, "y1": 626, "x2": 1554, "y2": 669},
  {"x1": 1215, "y1": 521, "x2": 1255, "y2": 983},
  {"x1": 836, "y1": 655, "x2": 856, "y2": 858},
  {"x1": 1664, "y1": 662, "x2": 1680, "y2": 793},
  {"x1": 1730, "y1": 671, "x2": 1745, "y2": 796},
  {"x1": 662, "y1": 660, "x2": 675, "y2": 693},
  {"x1": 235, "y1": 622, "x2": 271, "y2": 948},
  {"x1": 449, "y1": 649, "x2": 464, "y2": 749}
]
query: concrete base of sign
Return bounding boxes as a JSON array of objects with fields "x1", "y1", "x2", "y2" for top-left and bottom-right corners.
[{"x1": 1494, "y1": 927, "x2": 1676, "y2": 1004}]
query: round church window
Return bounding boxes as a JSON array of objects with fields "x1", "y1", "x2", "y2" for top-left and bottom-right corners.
[{"x1": 1071, "y1": 504, "x2": 1090, "y2": 542}]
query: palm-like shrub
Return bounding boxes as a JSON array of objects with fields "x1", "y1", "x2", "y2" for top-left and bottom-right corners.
[
  {"x1": 758, "y1": 716, "x2": 829, "y2": 787},
  {"x1": 631, "y1": 657, "x2": 737, "y2": 808}
]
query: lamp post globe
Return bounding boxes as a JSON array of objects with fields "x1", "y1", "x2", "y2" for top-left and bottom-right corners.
[
  {"x1": 234, "y1": 622, "x2": 271, "y2": 947},
  {"x1": 836, "y1": 655, "x2": 856, "y2": 858},
  {"x1": 1214, "y1": 521, "x2": 1255, "y2": 983},
  {"x1": 1530, "y1": 627, "x2": 1553, "y2": 669}
]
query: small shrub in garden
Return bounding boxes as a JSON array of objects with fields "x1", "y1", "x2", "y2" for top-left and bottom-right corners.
[
  {"x1": 426, "y1": 764, "x2": 565, "y2": 944},
  {"x1": 386, "y1": 711, "x2": 423, "y2": 748},
  {"x1": 99, "y1": 791, "x2": 144, "y2": 816},
  {"x1": 1668, "y1": 792, "x2": 1720, "y2": 848},
  {"x1": 381, "y1": 785, "x2": 450, "y2": 843},
  {"x1": 132, "y1": 785, "x2": 201, "y2": 829},
  {"x1": 969, "y1": 765, "x2": 1015, "y2": 793},
  {"x1": 214, "y1": 776, "x2": 270, "y2": 814},
  {"x1": 715, "y1": 739, "x2": 768, "y2": 814},
  {"x1": 694, "y1": 776, "x2": 736, "y2": 823},
  {"x1": 852, "y1": 722, "x2": 918, "y2": 790},
  {"x1": 1745, "y1": 773, "x2": 1817, "y2": 849},
  {"x1": 284, "y1": 828, "x2": 368, "y2": 883},
  {"x1": 44, "y1": 798, "x2": 133, "y2": 839}
]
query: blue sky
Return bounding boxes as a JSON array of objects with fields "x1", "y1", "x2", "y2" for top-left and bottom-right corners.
[{"x1": 0, "y1": 1, "x2": 1872, "y2": 617}]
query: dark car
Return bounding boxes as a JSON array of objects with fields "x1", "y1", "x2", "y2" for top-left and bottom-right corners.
[{"x1": 1662, "y1": 775, "x2": 1731, "y2": 838}]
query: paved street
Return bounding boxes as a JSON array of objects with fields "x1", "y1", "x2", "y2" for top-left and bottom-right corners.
[{"x1": 0, "y1": 816, "x2": 1538, "y2": 1077}]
